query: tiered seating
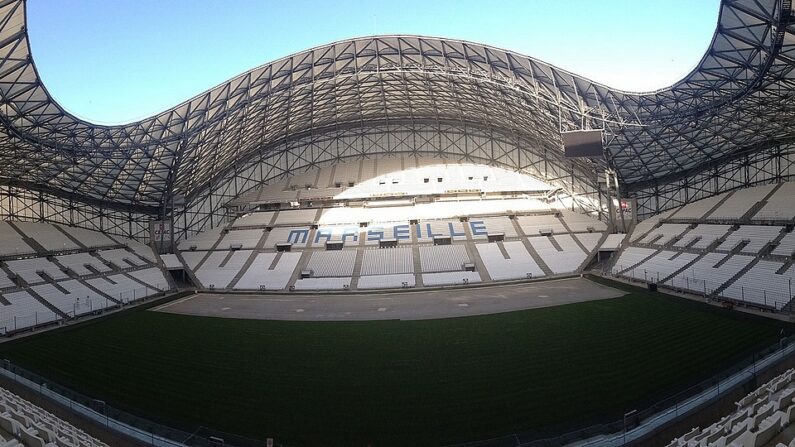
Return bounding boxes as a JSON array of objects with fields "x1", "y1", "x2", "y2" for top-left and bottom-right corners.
[
  {"x1": 574, "y1": 233, "x2": 603, "y2": 252},
  {"x1": 360, "y1": 248, "x2": 413, "y2": 275},
  {"x1": 0, "y1": 222, "x2": 33, "y2": 256},
  {"x1": 416, "y1": 220, "x2": 467, "y2": 242},
  {"x1": 716, "y1": 225, "x2": 783, "y2": 254},
  {"x1": 673, "y1": 224, "x2": 731, "y2": 249},
  {"x1": 307, "y1": 250, "x2": 356, "y2": 277},
  {"x1": 32, "y1": 280, "x2": 111, "y2": 316},
  {"x1": 194, "y1": 251, "x2": 252, "y2": 289},
  {"x1": 611, "y1": 247, "x2": 658, "y2": 274},
  {"x1": 623, "y1": 250, "x2": 699, "y2": 283},
  {"x1": 423, "y1": 271, "x2": 482, "y2": 286},
  {"x1": 636, "y1": 223, "x2": 690, "y2": 246},
  {"x1": 0, "y1": 291, "x2": 57, "y2": 332},
  {"x1": 528, "y1": 235, "x2": 586, "y2": 274},
  {"x1": 96, "y1": 248, "x2": 145, "y2": 268},
  {"x1": 0, "y1": 221, "x2": 170, "y2": 332},
  {"x1": 13, "y1": 222, "x2": 79, "y2": 252},
  {"x1": 180, "y1": 251, "x2": 207, "y2": 270},
  {"x1": 122, "y1": 238, "x2": 158, "y2": 263},
  {"x1": 217, "y1": 229, "x2": 266, "y2": 250},
  {"x1": 708, "y1": 184, "x2": 775, "y2": 220},
  {"x1": 180, "y1": 159, "x2": 613, "y2": 291},
  {"x1": 629, "y1": 208, "x2": 678, "y2": 242},
  {"x1": 128, "y1": 267, "x2": 169, "y2": 290},
  {"x1": 476, "y1": 242, "x2": 544, "y2": 280},
  {"x1": 55, "y1": 252, "x2": 111, "y2": 276},
  {"x1": 357, "y1": 274, "x2": 416, "y2": 289},
  {"x1": 772, "y1": 231, "x2": 795, "y2": 257},
  {"x1": 160, "y1": 254, "x2": 183, "y2": 269},
  {"x1": 419, "y1": 245, "x2": 470, "y2": 273},
  {"x1": 754, "y1": 182, "x2": 795, "y2": 221},
  {"x1": 723, "y1": 261, "x2": 795, "y2": 309},
  {"x1": 294, "y1": 277, "x2": 351, "y2": 290},
  {"x1": 266, "y1": 227, "x2": 312, "y2": 247},
  {"x1": 672, "y1": 191, "x2": 728, "y2": 220},
  {"x1": 666, "y1": 369, "x2": 795, "y2": 447},
  {"x1": 5, "y1": 258, "x2": 68, "y2": 285},
  {"x1": 274, "y1": 209, "x2": 317, "y2": 226},
  {"x1": 516, "y1": 214, "x2": 566, "y2": 236},
  {"x1": 665, "y1": 253, "x2": 753, "y2": 294},
  {"x1": 177, "y1": 226, "x2": 223, "y2": 251},
  {"x1": 477, "y1": 217, "x2": 517, "y2": 238},
  {"x1": 331, "y1": 160, "x2": 359, "y2": 186},
  {"x1": 0, "y1": 385, "x2": 110, "y2": 446},
  {"x1": 0, "y1": 271, "x2": 14, "y2": 289},
  {"x1": 234, "y1": 252, "x2": 301, "y2": 290},
  {"x1": 599, "y1": 233, "x2": 626, "y2": 250},
  {"x1": 59, "y1": 225, "x2": 115, "y2": 248},
  {"x1": 86, "y1": 274, "x2": 162, "y2": 303},
  {"x1": 560, "y1": 210, "x2": 607, "y2": 232},
  {"x1": 231, "y1": 211, "x2": 275, "y2": 228}
]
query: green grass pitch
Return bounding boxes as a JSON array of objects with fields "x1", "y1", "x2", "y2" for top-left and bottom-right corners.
[{"x1": 0, "y1": 278, "x2": 788, "y2": 446}]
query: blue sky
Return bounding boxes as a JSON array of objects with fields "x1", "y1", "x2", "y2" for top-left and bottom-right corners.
[{"x1": 28, "y1": 0, "x2": 720, "y2": 125}]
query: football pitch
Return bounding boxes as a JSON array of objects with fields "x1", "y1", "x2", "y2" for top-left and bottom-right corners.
[{"x1": 0, "y1": 278, "x2": 788, "y2": 446}]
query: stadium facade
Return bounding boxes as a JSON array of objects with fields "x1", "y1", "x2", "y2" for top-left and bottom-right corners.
[{"x1": 0, "y1": 0, "x2": 792, "y2": 242}]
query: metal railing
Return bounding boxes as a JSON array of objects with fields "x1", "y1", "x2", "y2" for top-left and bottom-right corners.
[
  {"x1": 0, "y1": 283, "x2": 172, "y2": 335},
  {"x1": 609, "y1": 265, "x2": 795, "y2": 314}
]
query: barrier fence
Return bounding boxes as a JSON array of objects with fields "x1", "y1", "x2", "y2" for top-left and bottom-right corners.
[
  {"x1": 0, "y1": 282, "x2": 171, "y2": 335},
  {"x1": 610, "y1": 265, "x2": 795, "y2": 314}
]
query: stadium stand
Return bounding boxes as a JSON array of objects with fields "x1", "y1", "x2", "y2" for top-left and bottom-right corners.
[
  {"x1": 306, "y1": 250, "x2": 356, "y2": 277},
  {"x1": 5, "y1": 258, "x2": 69, "y2": 285},
  {"x1": 754, "y1": 182, "x2": 795, "y2": 221},
  {"x1": 422, "y1": 271, "x2": 482, "y2": 286},
  {"x1": 673, "y1": 224, "x2": 731, "y2": 249},
  {"x1": 716, "y1": 225, "x2": 783, "y2": 254},
  {"x1": 96, "y1": 248, "x2": 145, "y2": 268},
  {"x1": 55, "y1": 253, "x2": 111, "y2": 276},
  {"x1": 476, "y1": 241, "x2": 545, "y2": 280},
  {"x1": 516, "y1": 214, "x2": 567, "y2": 236},
  {"x1": 294, "y1": 277, "x2": 351, "y2": 290},
  {"x1": 528, "y1": 235, "x2": 587, "y2": 274},
  {"x1": 12, "y1": 222, "x2": 80, "y2": 252},
  {"x1": 59, "y1": 225, "x2": 116, "y2": 248},
  {"x1": 637, "y1": 223, "x2": 691, "y2": 246},
  {"x1": 0, "y1": 386, "x2": 110, "y2": 446},
  {"x1": 666, "y1": 368, "x2": 795, "y2": 447},
  {"x1": 708, "y1": 184, "x2": 776, "y2": 220},
  {"x1": 0, "y1": 222, "x2": 33, "y2": 257},
  {"x1": 194, "y1": 250, "x2": 252, "y2": 289},
  {"x1": 217, "y1": 229, "x2": 266, "y2": 250},
  {"x1": 599, "y1": 233, "x2": 627, "y2": 251},
  {"x1": 360, "y1": 248, "x2": 414, "y2": 276},
  {"x1": 670, "y1": 192, "x2": 730, "y2": 220},
  {"x1": 611, "y1": 182, "x2": 795, "y2": 312},
  {"x1": 419, "y1": 245, "x2": 470, "y2": 273},
  {"x1": 234, "y1": 252, "x2": 301, "y2": 290},
  {"x1": 132, "y1": 156, "x2": 617, "y2": 292},
  {"x1": 357, "y1": 274, "x2": 416, "y2": 289},
  {"x1": 0, "y1": 291, "x2": 57, "y2": 333},
  {"x1": 0, "y1": 221, "x2": 171, "y2": 333}
]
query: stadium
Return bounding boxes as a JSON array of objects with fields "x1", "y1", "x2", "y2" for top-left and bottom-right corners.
[{"x1": 0, "y1": 0, "x2": 793, "y2": 446}]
